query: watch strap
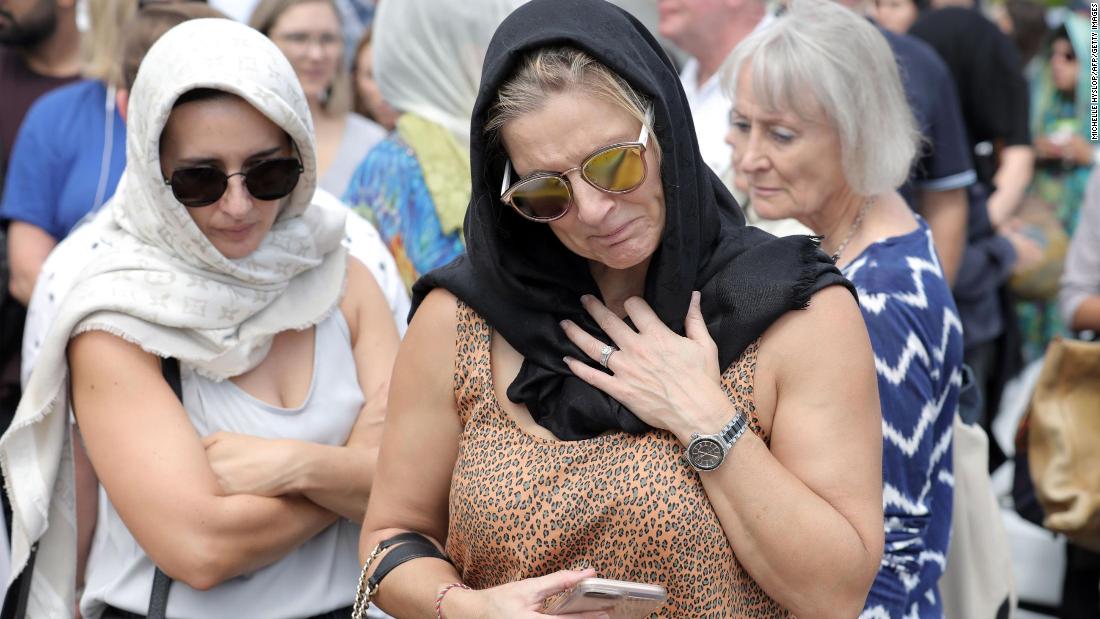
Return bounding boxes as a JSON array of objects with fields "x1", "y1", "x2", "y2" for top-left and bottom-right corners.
[{"x1": 720, "y1": 411, "x2": 749, "y2": 447}]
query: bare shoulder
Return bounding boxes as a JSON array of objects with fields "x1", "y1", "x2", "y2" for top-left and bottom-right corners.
[
  {"x1": 69, "y1": 329, "x2": 160, "y2": 379},
  {"x1": 400, "y1": 287, "x2": 460, "y2": 365},
  {"x1": 757, "y1": 285, "x2": 872, "y2": 388},
  {"x1": 341, "y1": 256, "x2": 384, "y2": 313},
  {"x1": 341, "y1": 256, "x2": 396, "y2": 342}
]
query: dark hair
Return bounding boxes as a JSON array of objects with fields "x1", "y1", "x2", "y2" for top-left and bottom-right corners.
[
  {"x1": 1005, "y1": 0, "x2": 1048, "y2": 66},
  {"x1": 171, "y1": 87, "x2": 239, "y2": 108},
  {"x1": 119, "y1": 2, "x2": 227, "y2": 89},
  {"x1": 350, "y1": 26, "x2": 374, "y2": 118},
  {"x1": 164, "y1": 89, "x2": 298, "y2": 156}
]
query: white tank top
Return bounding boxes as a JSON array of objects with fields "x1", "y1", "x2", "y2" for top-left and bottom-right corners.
[{"x1": 81, "y1": 311, "x2": 364, "y2": 619}]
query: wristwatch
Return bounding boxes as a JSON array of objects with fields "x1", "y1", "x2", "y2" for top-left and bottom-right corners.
[{"x1": 683, "y1": 411, "x2": 749, "y2": 472}]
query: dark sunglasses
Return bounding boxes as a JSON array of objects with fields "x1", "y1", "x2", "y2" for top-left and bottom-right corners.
[
  {"x1": 500, "y1": 120, "x2": 650, "y2": 222},
  {"x1": 164, "y1": 157, "x2": 304, "y2": 208}
]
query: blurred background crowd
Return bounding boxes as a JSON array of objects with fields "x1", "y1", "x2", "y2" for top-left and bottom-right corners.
[{"x1": 0, "y1": 0, "x2": 1098, "y2": 617}]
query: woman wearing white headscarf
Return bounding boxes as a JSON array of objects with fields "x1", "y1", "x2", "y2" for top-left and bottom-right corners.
[
  {"x1": 341, "y1": 0, "x2": 525, "y2": 290},
  {"x1": 0, "y1": 17, "x2": 398, "y2": 619}
]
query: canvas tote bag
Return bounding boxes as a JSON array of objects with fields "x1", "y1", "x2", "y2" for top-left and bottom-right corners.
[
  {"x1": 1027, "y1": 337, "x2": 1100, "y2": 552},
  {"x1": 941, "y1": 414, "x2": 1016, "y2": 619}
]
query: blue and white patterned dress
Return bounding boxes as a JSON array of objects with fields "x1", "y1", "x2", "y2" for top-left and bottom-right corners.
[{"x1": 848, "y1": 220, "x2": 964, "y2": 619}]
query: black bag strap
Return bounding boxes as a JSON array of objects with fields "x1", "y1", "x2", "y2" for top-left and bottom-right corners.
[
  {"x1": 147, "y1": 357, "x2": 181, "y2": 619},
  {"x1": 147, "y1": 567, "x2": 173, "y2": 619},
  {"x1": 0, "y1": 541, "x2": 36, "y2": 619}
]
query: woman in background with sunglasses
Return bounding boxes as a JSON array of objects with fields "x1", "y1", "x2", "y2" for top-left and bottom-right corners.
[
  {"x1": 357, "y1": 0, "x2": 884, "y2": 616},
  {"x1": 1, "y1": 17, "x2": 398, "y2": 619}
]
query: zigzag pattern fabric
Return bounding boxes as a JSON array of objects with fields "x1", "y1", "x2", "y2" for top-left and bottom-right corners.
[{"x1": 849, "y1": 221, "x2": 964, "y2": 619}]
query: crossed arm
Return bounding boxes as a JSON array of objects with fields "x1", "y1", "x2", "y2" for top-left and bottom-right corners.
[
  {"x1": 200, "y1": 258, "x2": 399, "y2": 521},
  {"x1": 70, "y1": 258, "x2": 398, "y2": 589}
]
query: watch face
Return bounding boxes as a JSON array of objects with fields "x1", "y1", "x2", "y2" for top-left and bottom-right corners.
[{"x1": 688, "y1": 437, "x2": 725, "y2": 471}]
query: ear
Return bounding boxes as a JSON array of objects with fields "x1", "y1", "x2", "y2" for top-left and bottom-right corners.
[{"x1": 116, "y1": 88, "x2": 130, "y2": 123}]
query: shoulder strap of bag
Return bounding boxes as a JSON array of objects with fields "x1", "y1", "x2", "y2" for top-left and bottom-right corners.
[
  {"x1": 147, "y1": 357, "x2": 181, "y2": 619},
  {"x1": 0, "y1": 541, "x2": 36, "y2": 619}
]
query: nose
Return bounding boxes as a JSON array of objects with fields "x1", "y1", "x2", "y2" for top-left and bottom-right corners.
[
  {"x1": 305, "y1": 39, "x2": 326, "y2": 61},
  {"x1": 568, "y1": 171, "x2": 616, "y2": 226},
  {"x1": 219, "y1": 175, "x2": 253, "y2": 219},
  {"x1": 734, "y1": 125, "x2": 769, "y2": 178}
]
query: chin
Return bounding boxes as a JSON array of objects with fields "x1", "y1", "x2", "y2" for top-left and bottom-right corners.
[
  {"x1": 303, "y1": 83, "x2": 329, "y2": 102},
  {"x1": 214, "y1": 239, "x2": 264, "y2": 260},
  {"x1": 592, "y1": 239, "x2": 658, "y2": 271},
  {"x1": 749, "y1": 198, "x2": 789, "y2": 222}
]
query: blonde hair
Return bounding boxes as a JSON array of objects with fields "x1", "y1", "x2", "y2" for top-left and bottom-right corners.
[
  {"x1": 81, "y1": 0, "x2": 139, "y2": 83},
  {"x1": 722, "y1": 0, "x2": 919, "y2": 195},
  {"x1": 249, "y1": 0, "x2": 351, "y2": 116},
  {"x1": 485, "y1": 47, "x2": 659, "y2": 157}
]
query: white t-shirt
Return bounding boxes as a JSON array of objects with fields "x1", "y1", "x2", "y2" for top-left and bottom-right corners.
[
  {"x1": 680, "y1": 57, "x2": 733, "y2": 182},
  {"x1": 678, "y1": 12, "x2": 775, "y2": 188}
]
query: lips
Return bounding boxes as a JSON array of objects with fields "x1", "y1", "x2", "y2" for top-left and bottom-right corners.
[
  {"x1": 217, "y1": 223, "x2": 256, "y2": 241},
  {"x1": 593, "y1": 219, "x2": 637, "y2": 245},
  {"x1": 298, "y1": 68, "x2": 329, "y2": 85},
  {"x1": 750, "y1": 186, "x2": 781, "y2": 198}
]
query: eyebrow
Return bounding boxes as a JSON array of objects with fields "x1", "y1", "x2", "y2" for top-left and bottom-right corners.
[
  {"x1": 177, "y1": 146, "x2": 285, "y2": 167},
  {"x1": 730, "y1": 107, "x2": 802, "y2": 127}
]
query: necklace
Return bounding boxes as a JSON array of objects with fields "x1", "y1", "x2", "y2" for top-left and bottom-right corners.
[{"x1": 830, "y1": 196, "x2": 875, "y2": 263}]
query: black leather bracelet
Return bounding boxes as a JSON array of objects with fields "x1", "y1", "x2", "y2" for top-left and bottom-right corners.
[
  {"x1": 376, "y1": 532, "x2": 440, "y2": 554},
  {"x1": 366, "y1": 535, "x2": 452, "y2": 596}
]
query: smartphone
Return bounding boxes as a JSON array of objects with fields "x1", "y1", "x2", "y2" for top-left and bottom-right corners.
[{"x1": 542, "y1": 577, "x2": 668, "y2": 618}]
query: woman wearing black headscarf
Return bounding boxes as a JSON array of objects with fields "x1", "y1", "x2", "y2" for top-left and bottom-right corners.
[{"x1": 358, "y1": 0, "x2": 884, "y2": 616}]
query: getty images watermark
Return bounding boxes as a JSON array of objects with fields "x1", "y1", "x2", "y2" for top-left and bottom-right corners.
[{"x1": 1092, "y1": 3, "x2": 1099, "y2": 141}]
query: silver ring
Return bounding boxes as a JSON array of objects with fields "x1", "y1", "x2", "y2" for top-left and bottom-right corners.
[{"x1": 598, "y1": 344, "x2": 618, "y2": 368}]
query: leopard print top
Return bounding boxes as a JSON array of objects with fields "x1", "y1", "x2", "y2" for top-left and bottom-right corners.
[{"x1": 446, "y1": 303, "x2": 794, "y2": 618}]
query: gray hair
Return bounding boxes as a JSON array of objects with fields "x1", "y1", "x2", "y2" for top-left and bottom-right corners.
[{"x1": 721, "y1": 0, "x2": 919, "y2": 196}]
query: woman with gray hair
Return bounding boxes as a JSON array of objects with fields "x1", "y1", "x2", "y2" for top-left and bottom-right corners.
[{"x1": 723, "y1": 0, "x2": 964, "y2": 616}]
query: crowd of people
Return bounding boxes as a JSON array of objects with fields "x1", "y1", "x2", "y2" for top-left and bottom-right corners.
[{"x1": 0, "y1": 0, "x2": 1097, "y2": 618}]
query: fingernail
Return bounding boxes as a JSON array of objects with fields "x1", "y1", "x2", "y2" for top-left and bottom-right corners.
[
  {"x1": 559, "y1": 320, "x2": 568, "y2": 329},
  {"x1": 580, "y1": 294, "x2": 593, "y2": 304},
  {"x1": 563, "y1": 356, "x2": 574, "y2": 365}
]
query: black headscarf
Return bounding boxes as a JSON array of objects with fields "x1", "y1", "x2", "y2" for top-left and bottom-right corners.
[{"x1": 412, "y1": 0, "x2": 853, "y2": 440}]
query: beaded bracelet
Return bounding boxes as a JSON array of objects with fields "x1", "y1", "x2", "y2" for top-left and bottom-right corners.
[{"x1": 434, "y1": 582, "x2": 471, "y2": 619}]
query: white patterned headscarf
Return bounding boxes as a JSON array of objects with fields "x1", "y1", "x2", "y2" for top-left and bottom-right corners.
[
  {"x1": 0, "y1": 18, "x2": 347, "y2": 616},
  {"x1": 372, "y1": 0, "x2": 525, "y2": 148}
]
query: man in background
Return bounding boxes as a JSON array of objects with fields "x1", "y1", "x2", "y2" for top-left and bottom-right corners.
[
  {"x1": 0, "y1": 0, "x2": 81, "y2": 190},
  {"x1": 658, "y1": 0, "x2": 766, "y2": 181},
  {"x1": 0, "y1": 0, "x2": 80, "y2": 496}
]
